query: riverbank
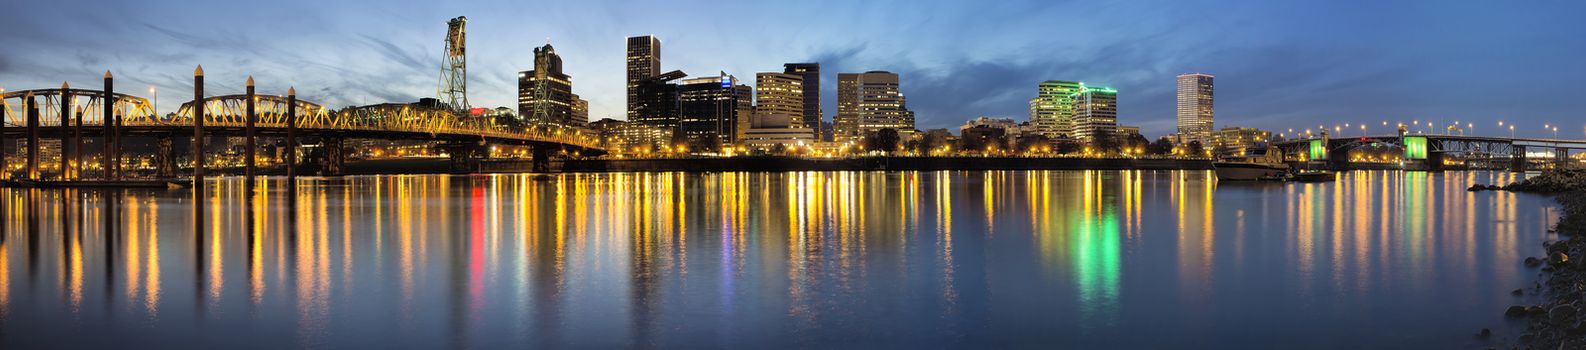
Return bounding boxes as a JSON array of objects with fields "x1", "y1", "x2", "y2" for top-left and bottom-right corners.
[
  {"x1": 1493, "y1": 169, "x2": 1586, "y2": 348},
  {"x1": 554, "y1": 156, "x2": 1212, "y2": 173}
]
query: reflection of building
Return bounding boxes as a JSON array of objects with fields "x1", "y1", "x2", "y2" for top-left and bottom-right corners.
[
  {"x1": 1030, "y1": 80, "x2": 1082, "y2": 139},
  {"x1": 835, "y1": 71, "x2": 914, "y2": 142},
  {"x1": 1213, "y1": 126, "x2": 1273, "y2": 152},
  {"x1": 626, "y1": 35, "x2": 661, "y2": 120},
  {"x1": 1072, "y1": 84, "x2": 1118, "y2": 143},
  {"x1": 518, "y1": 43, "x2": 581, "y2": 128},
  {"x1": 678, "y1": 73, "x2": 753, "y2": 149},
  {"x1": 1176, "y1": 73, "x2": 1214, "y2": 145}
]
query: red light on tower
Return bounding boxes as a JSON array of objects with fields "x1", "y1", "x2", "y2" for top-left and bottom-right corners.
[{"x1": 469, "y1": 107, "x2": 486, "y2": 116}]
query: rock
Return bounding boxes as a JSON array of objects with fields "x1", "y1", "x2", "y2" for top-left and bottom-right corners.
[
  {"x1": 1529, "y1": 306, "x2": 1548, "y2": 317},
  {"x1": 1527, "y1": 257, "x2": 1545, "y2": 267},
  {"x1": 1552, "y1": 305, "x2": 1578, "y2": 323},
  {"x1": 1514, "y1": 288, "x2": 1525, "y2": 296},
  {"x1": 1478, "y1": 327, "x2": 1492, "y2": 338},
  {"x1": 1553, "y1": 252, "x2": 1571, "y2": 266},
  {"x1": 1469, "y1": 184, "x2": 1487, "y2": 191},
  {"x1": 1509, "y1": 305, "x2": 1531, "y2": 318}
]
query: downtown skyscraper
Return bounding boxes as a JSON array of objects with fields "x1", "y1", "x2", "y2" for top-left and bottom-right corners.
[
  {"x1": 677, "y1": 73, "x2": 753, "y2": 150},
  {"x1": 1071, "y1": 84, "x2": 1118, "y2": 143},
  {"x1": 518, "y1": 43, "x2": 584, "y2": 128},
  {"x1": 835, "y1": 71, "x2": 913, "y2": 143},
  {"x1": 626, "y1": 35, "x2": 662, "y2": 120},
  {"x1": 783, "y1": 63, "x2": 821, "y2": 139},
  {"x1": 1028, "y1": 80, "x2": 1083, "y2": 139},
  {"x1": 1176, "y1": 73, "x2": 1215, "y2": 145}
]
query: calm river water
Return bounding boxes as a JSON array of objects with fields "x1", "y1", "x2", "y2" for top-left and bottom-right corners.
[{"x1": 0, "y1": 170, "x2": 1561, "y2": 348}]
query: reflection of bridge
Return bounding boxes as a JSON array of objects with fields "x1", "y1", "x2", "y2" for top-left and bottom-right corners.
[
  {"x1": 0, "y1": 72, "x2": 603, "y2": 181},
  {"x1": 1273, "y1": 133, "x2": 1586, "y2": 171}
]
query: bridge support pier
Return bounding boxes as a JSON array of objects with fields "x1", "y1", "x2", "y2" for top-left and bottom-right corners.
[
  {"x1": 25, "y1": 95, "x2": 39, "y2": 181},
  {"x1": 323, "y1": 137, "x2": 344, "y2": 176},
  {"x1": 156, "y1": 136, "x2": 175, "y2": 178},
  {"x1": 244, "y1": 77, "x2": 256, "y2": 178},
  {"x1": 441, "y1": 142, "x2": 485, "y2": 174},
  {"x1": 1557, "y1": 148, "x2": 1570, "y2": 169},
  {"x1": 1327, "y1": 154, "x2": 1350, "y2": 172},
  {"x1": 1427, "y1": 152, "x2": 1445, "y2": 172},
  {"x1": 60, "y1": 83, "x2": 72, "y2": 181},
  {"x1": 1512, "y1": 145, "x2": 1527, "y2": 172},
  {"x1": 532, "y1": 147, "x2": 552, "y2": 173}
]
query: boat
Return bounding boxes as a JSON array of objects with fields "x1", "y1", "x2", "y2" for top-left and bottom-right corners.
[{"x1": 1215, "y1": 147, "x2": 1289, "y2": 181}]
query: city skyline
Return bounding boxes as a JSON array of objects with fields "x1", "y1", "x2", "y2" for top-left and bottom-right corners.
[{"x1": 1, "y1": 1, "x2": 1583, "y2": 138}]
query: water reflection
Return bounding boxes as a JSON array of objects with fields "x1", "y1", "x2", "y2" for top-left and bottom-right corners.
[{"x1": 0, "y1": 171, "x2": 1560, "y2": 348}]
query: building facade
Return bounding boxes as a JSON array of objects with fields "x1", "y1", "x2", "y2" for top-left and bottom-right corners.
[
  {"x1": 678, "y1": 73, "x2": 753, "y2": 150},
  {"x1": 1213, "y1": 126, "x2": 1273, "y2": 153},
  {"x1": 783, "y1": 63, "x2": 821, "y2": 134},
  {"x1": 834, "y1": 71, "x2": 914, "y2": 143},
  {"x1": 626, "y1": 35, "x2": 662, "y2": 120},
  {"x1": 1029, "y1": 80, "x2": 1082, "y2": 139},
  {"x1": 1176, "y1": 73, "x2": 1214, "y2": 145},
  {"x1": 630, "y1": 70, "x2": 686, "y2": 147},
  {"x1": 517, "y1": 43, "x2": 579, "y2": 128},
  {"x1": 1072, "y1": 84, "x2": 1118, "y2": 144}
]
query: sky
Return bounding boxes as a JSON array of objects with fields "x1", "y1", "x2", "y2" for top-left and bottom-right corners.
[{"x1": 2, "y1": 0, "x2": 1584, "y2": 139}]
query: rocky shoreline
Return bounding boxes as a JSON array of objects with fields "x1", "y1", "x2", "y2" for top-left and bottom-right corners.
[{"x1": 1478, "y1": 169, "x2": 1586, "y2": 349}]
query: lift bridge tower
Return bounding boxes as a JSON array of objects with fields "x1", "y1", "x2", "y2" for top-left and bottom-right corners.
[{"x1": 437, "y1": 16, "x2": 469, "y2": 113}]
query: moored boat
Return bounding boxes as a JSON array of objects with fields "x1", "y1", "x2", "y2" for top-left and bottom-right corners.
[{"x1": 1215, "y1": 147, "x2": 1289, "y2": 181}]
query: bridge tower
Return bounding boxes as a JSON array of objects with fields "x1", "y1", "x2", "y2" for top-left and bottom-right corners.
[{"x1": 437, "y1": 16, "x2": 470, "y2": 113}]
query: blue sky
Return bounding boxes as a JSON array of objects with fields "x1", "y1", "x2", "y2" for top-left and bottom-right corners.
[{"x1": 2, "y1": 0, "x2": 1583, "y2": 138}]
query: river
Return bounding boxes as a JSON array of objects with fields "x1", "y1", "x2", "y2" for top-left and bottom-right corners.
[{"x1": 0, "y1": 170, "x2": 1558, "y2": 348}]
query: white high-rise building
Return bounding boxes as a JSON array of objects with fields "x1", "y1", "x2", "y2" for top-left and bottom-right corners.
[{"x1": 1176, "y1": 73, "x2": 1214, "y2": 145}]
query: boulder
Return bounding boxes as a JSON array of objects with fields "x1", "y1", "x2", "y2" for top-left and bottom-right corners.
[
  {"x1": 1514, "y1": 288, "x2": 1525, "y2": 296},
  {"x1": 1552, "y1": 305, "x2": 1579, "y2": 324},
  {"x1": 1508, "y1": 305, "x2": 1531, "y2": 317},
  {"x1": 1527, "y1": 257, "x2": 1544, "y2": 267},
  {"x1": 1553, "y1": 252, "x2": 1571, "y2": 266}
]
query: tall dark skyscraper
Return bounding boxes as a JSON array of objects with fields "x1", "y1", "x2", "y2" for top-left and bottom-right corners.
[
  {"x1": 783, "y1": 63, "x2": 821, "y2": 138},
  {"x1": 632, "y1": 70, "x2": 687, "y2": 146},
  {"x1": 626, "y1": 35, "x2": 662, "y2": 121},
  {"x1": 678, "y1": 72, "x2": 753, "y2": 150},
  {"x1": 518, "y1": 43, "x2": 579, "y2": 128}
]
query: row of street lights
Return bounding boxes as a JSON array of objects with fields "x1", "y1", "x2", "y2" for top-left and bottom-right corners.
[{"x1": 1283, "y1": 119, "x2": 1578, "y2": 140}]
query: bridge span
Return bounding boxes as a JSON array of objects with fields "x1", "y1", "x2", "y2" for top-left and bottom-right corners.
[
  {"x1": 1273, "y1": 133, "x2": 1586, "y2": 171},
  {"x1": 0, "y1": 73, "x2": 603, "y2": 182}
]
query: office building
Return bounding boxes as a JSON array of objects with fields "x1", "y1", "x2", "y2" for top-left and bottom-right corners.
[
  {"x1": 631, "y1": 70, "x2": 687, "y2": 147},
  {"x1": 783, "y1": 63, "x2": 821, "y2": 131},
  {"x1": 626, "y1": 35, "x2": 662, "y2": 120},
  {"x1": 1029, "y1": 80, "x2": 1083, "y2": 139},
  {"x1": 1072, "y1": 84, "x2": 1118, "y2": 143},
  {"x1": 517, "y1": 43, "x2": 579, "y2": 128},
  {"x1": 678, "y1": 73, "x2": 753, "y2": 149},
  {"x1": 1176, "y1": 73, "x2": 1215, "y2": 145},
  {"x1": 835, "y1": 71, "x2": 914, "y2": 142}
]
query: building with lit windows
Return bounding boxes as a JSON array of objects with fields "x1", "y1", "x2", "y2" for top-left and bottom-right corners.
[
  {"x1": 678, "y1": 73, "x2": 753, "y2": 150},
  {"x1": 1072, "y1": 84, "x2": 1118, "y2": 143},
  {"x1": 626, "y1": 35, "x2": 661, "y2": 120},
  {"x1": 835, "y1": 71, "x2": 914, "y2": 142},
  {"x1": 1176, "y1": 73, "x2": 1214, "y2": 145},
  {"x1": 1029, "y1": 80, "x2": 1083, "y2": 139},
  {"x1": 1213, "y1": 126, "x2": 1274, "y2": 153},
  {"x1": 783, "y1": 63, "x2": 822, "y2": 138},
  {"x1": 518, "y1": 43, "x2": 580, "y2": 128},
  {"x1": 630, "y1": 70, "x2": 686, "y2": 147}
]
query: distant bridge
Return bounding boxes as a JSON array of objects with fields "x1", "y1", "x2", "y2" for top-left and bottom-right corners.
[
  {"x1": 1272, "y1": 133, "x2": 1586, "y2": 171},
  {"x1": 0, "y1": 84, "x2": 603, "y2": 179}
]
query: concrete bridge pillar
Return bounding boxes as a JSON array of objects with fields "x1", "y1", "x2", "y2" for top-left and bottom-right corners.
[
  {"x1": 103, "y1": 71, "x2": 116, "y2": 180},
  {"x1": 1427, "y1": 151, "x2": 1445, "y2": 172},
  {"x1": 25, "y1": 94, "x2": 38, "y2": 180},
  {"x1": 285, "y1": 88, "x2": 297, "y2": 179},
  {"x1": 156, "y1": 135, "x2": 175, "y2": 178},
  {"x1": 1512, "y1": 145, "x2": 1527, "y2": 172},
  {"x1": 323, "y1": 137, "x2": 344, "y2": 176},
  {"x1": 1557, "y1": 148, "x2": 1570, "y2": 169},
  {"x1": 442, "y1": 142, "x2": 484, "y2": 173},
  {"x1": 532, "y1": 146, "x2": 552, "y2": 173},
  {"x1": 60, "y1": 82, "x2": 72, "y2": 180},
  {"x1": 244, "y1": 77, "x2": 256, "y2": 178}
]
